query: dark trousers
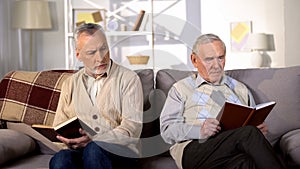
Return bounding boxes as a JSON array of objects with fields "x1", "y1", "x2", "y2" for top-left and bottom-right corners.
[
  {"x1": 49, "y1": 142, "x2": 137, "y2": 169},
  {"x1": 182, "y1": 126, "x2": 287, "y2": 169}
]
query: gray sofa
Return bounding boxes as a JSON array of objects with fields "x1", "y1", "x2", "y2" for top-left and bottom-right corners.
[{"x1": 0, "y1": 66, "x2": 300, "y2": 169}]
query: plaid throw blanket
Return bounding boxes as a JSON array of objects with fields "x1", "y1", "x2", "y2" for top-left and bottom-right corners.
[{"x1": 0, "y1": 70, "x2": 75, "y2": 126}]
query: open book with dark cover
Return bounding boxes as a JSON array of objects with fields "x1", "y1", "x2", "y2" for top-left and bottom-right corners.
[
  {"x1": 216, "y1": 101, "x2": 276, "y2": 131},
  {"x1": 32, "y1": 117, "x2": 97, "y2": 142}
]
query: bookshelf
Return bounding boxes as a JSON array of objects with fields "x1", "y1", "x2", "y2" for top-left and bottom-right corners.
[{"x1": 64, "y1": 0, "x2": 200, "y2": 71}]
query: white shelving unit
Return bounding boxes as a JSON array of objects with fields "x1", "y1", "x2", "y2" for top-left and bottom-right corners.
[
  {"x1": 64, "y1": 0, "x2": 199, "y2": 71},
  {"x1": 64, "y1": 0, "x2": 154, "y2": 70}
]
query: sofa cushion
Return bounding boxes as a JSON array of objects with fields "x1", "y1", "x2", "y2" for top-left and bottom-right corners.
[
  {"x1": 0, "y1": 129, "x2": 36, "y2": 165},
  {"x1": 0, "y1": 70, "x2": 74, "y2": 126},
  {"x1": 1, "y1": 154, "x2": 53, "y2": 169},
  {"x1": 280, "y1": 129, "x2": 300, "y2": 165},
  {"x1": 138, "y1": 156, "x2": 178, "y2": 169},
  {"x1": 225, "y1": 66, "x2": 300, "y2": 145},
  {"x1": 156, "y1": 69, "x2": 193, "y2": 96},
  {"x1": 134, "y1": 69, "x2": 154, "y2": 111}
]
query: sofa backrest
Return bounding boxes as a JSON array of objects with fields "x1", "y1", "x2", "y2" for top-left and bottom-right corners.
[
  {"x1": 155, "y1": 66, "x2": 300, "y2": 145},
  {"x1": 1, "y1": 66, "x2": 299, "y2": 146},
  {"x1": 0, "y1": 69, "x2": 154, "y2": 127},
  {"x1": 0, "y1": 70, "x2": 74, "y2": 125},
  {"x1": 156, "y1": 69, "x2": 194, "y2": 96},
  {"x1": 226, "y1": 66, "x2": 300, "y2": 144}
]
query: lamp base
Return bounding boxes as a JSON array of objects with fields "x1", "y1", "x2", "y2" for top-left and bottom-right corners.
[{"x1": 251, "y1": 51, "x2": 263, "y2": 68}]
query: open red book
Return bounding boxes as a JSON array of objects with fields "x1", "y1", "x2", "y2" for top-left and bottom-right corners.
[{"x1": 216, "y1": 101, "x2": 276, "y2": 131}]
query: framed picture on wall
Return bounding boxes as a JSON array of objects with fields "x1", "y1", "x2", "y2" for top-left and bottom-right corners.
[
  {"x1": 230, "y1": 21, "x2": 252, "y2": 52},
  {"x1": 73, "y1": 8, "x2": 107, "y2": 31}
]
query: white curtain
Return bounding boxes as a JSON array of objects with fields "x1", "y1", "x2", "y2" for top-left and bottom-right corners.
[{"x1": 0, "y1": 0, "x2": 30, "y2": 78}]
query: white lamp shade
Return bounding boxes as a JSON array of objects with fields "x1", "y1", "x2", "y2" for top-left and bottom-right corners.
[
  {"x1": 245, "y1": 33, "x2": 275, "y2": 51},
  {"x1": 12, "y1": 0, "x2": 52, "y2": 29}
]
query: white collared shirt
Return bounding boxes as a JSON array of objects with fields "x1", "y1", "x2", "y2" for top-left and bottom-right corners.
[{"x1": 83, "y1": 60, "x2": 111, "y2": 105}]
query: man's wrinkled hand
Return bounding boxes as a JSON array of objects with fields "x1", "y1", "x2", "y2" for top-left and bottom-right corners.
[
  {"x1": 257, "y1": 122, "x2": 268, "y2": 136},
  {"x1": 56, "y1": 128, "x2": 92, "y2": 149},
  {"x1": 200, "y1": 118, "x2": 221, "y2": 139}
]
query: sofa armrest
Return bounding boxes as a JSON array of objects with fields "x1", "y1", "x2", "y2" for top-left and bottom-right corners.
[
  {"x1": 0, "y1": 129, "x2": 36, "y2": 165},
  {"x1": 280, "y1": 129, "x2": 300, "y2": 166}
]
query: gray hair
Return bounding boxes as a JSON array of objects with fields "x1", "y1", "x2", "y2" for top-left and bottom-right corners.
[
  {"x1": 74, "y1": 23, "x2": 106, "y2": 45},
  {"x1": 192, "y1": 33, "x2": 226, "y2": 55}
]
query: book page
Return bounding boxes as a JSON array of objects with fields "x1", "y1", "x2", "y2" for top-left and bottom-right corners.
[
  {"x1": 54, "y1": 116, "x2": 78, "y2": 130},
  {"x1": 247, "y1": 102, "x2": 276, "y2": 126},
  {"x1": 255, "y1": 101, "x2": 276, "y2": 110},
  {"x1": 32, "y1": 124, "x2": 53, "y2": 129}
]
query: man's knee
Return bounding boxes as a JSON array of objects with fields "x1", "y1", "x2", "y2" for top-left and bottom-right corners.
[
  {"x1": 50, "y1": 150, "x2": 79, "y2": 169},
  {"x1": 225, "y1": 154, "x2": 256, "y2": 169},
  {"x1": 237, "y1": 125, "x2": 263, "y2": 138},
  {"x1": 83, "y1": 141, "x2": 107, "y2": 156},
  {"x1": 83, "y1": 142, "x2": 111, "y2": 161},
  {"x1": 84, "y1": 141, "x2": 99, "y2": 152}
]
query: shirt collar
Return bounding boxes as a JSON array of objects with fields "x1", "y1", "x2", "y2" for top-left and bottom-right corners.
[{"x1": 195, "y1": 73, "x2": 229, "y2": 87}]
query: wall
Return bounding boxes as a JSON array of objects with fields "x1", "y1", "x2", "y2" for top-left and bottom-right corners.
[
  {"x1": 284, "y1": 0, "x2": 300, "y2": 67},
  {"x1": 201, "y1": 0, "x2": 280, "y2": 69},
  {"x1": 67, "y1": 0, "x2": 201, "y2": 71},
  {"x1": 36, "y1": 0, "x2": 66, "y2": 70},
  {"x1": 36, "y1": 0, "x2": 300, "y2": 71}
]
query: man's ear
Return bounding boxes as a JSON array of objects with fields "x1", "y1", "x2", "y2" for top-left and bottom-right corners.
[
  {"x1": 191, "y1": 53, "x2": 198, "y2": 66},
  {"x1": 75, "y1": 48, "x2": 81, "y2": 61}
]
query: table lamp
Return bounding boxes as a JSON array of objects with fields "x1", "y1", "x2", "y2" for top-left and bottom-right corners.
[
  {"x1": 245, "y1": 33, "x2": 275, "y2": 67},
  {"x1": 12, "y1": 0, "x2": 52, "y2": 70}
]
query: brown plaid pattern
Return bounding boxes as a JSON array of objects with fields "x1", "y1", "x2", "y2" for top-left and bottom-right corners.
[{"x1": 0, "y1": 70, "x2": 75, "y2": 126}]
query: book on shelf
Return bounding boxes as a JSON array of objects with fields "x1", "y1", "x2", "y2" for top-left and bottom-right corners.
[
  {"x1": 216, "y1": 101, "x2": 276, "y2": 131},
  {"x1": 132, "y1": 10, "x2": 146, "y2": 31},
  {"x1": 31, "y1": 116, "x2": 97, "y2": 142}
]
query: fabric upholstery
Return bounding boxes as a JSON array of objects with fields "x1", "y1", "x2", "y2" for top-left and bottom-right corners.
[
  {"x1": 1, "y1": 154, "x2": 52, "y2": 169},
  {"x1": 0, "y1": 69, "x2": 153, "y2": 126},
  {"x1": 155, "y1": 69, "x2": 194, "y2": 96},
  {"x1": 135, "y1": 69, "x2": 154, "y2": 111},
  {"x1": 0, "y1": 67, "x2": 299, "y2": 169},
  {"x1": 280, "y1": 129, "x2": 300, "y2": 165},
  {"x1": 0, "y1": 129, "x2": 36, "y2": 165},
  {"x1": 0, "y1": 70, "x2": 74, "y2": 125},
  {"x1": 138, "y1": 156, "x2": 178, "y2": 169}
]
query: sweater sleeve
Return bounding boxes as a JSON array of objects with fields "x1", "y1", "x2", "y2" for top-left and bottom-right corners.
[
  {"x1": 160, "y1": 86, "x2": 203, "y2": 144},
  {"x1": 52, "y1": 77, "x2": 76, "y2": 127}
]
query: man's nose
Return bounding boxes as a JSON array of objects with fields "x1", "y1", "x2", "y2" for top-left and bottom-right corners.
[
  {"x1": 211, "y1": 57, "x2": 220, "y2": 66},
  {"x1": 95, "y1": 50, "x2": 106, "y2": 61}
]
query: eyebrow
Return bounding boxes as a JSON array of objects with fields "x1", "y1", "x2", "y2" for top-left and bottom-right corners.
[{"x1": 84, "y1": 43, "x2": 107, "y2": 51}]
